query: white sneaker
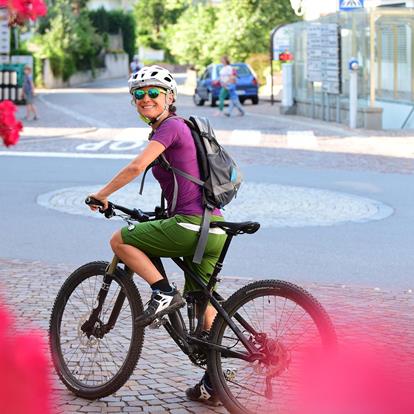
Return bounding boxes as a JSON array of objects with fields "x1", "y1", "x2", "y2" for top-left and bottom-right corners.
[{"x1": 136, "y1": 289, "x2": 185, "y2": 327}]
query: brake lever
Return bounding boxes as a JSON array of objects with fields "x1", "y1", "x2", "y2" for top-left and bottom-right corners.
[
  {"x1": 85, "y1": 197, "x2": 114, "y2": 218},
  {"x1": 136, "y1": 209, "x2": 150, "y2": 221},
  {"x1": 103, "y1": 205, "x2": 115, "y2": 218}
]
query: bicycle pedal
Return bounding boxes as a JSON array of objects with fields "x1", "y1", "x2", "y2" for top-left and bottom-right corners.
[{"x1": 148, "y1": 317, "x2": 166, "y2": 330}]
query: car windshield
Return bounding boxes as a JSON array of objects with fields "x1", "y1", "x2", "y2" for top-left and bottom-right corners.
[{"x1": 216, "y1": 64, "x2": 251, "y2": 77}]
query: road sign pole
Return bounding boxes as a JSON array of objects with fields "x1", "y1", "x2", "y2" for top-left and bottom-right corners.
[
  {"x1": 282, "y1": 62, "x2": 294, "y2": 108},
  {"x1": 349, "y1": 58, "x2": 359, "y2": 128}
]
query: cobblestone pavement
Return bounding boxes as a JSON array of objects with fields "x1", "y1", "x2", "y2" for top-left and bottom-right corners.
[
  {"x1": 37, "y1": 182, "x2": 393, "y2": 228},
  {"x1": 0, "y1": 258, "x2": 413, "y2": 413}
]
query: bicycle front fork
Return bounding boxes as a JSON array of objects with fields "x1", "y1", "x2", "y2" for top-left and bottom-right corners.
[{"x1": 81, "y1": 256, "x2": 132, "y2": 338}]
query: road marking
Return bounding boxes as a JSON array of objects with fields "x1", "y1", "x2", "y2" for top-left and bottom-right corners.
[
  {"x1": 21, "y1": 127, "x2": 97, "y2": 138},
  {"x1": 76, "y1": 141, "x2": 111, "y2": 151},
  {"x1": 286, "y1": 130, "x2": 318, "y2": 149},
  {"x1": 0, "y1": 151, "x2": 135, "y2": 159},
  {"x1": 108, "y1": 141, "x2": 145, "y2": 151},
  {"x1": 112, "y1": 127, "x2": 149, "y2": 142},
  {"x1": 228, "y1": 130, "x2": 262, "y2": 146}
]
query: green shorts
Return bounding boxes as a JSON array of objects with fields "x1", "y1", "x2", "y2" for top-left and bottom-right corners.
[{"x1": 121, "y1": 214, "x2": 226, "y2": 293}]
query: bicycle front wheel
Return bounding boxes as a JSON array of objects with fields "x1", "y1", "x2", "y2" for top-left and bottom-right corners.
[
  {"x1": 49, "y1": 261, "x2": 144, "y2": 399},
  {"x1": 208, "y1": 280, "x2": 336, "y2": 414}
]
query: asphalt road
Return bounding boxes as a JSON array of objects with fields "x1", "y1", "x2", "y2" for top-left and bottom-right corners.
[{"x1": 1, "y1": 77, "x2": 413, "y2": 291}]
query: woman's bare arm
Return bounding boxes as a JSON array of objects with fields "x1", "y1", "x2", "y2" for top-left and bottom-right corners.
[{"x1": 88, "y1": 140, "x2": 165, "y2": 209}]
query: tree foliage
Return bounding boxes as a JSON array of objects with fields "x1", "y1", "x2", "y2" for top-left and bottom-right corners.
[
  {"x1": 88, "y1": 8, "x2": 136, "y2": 61},
  {"x1": 167, "y1": 4, "x2": 217, "y2": 68},
  {"x1": 167, "y1": 0, "x2": 298, "y2": 69},
  {"x1": 31, "y1": 0, "x2": 104, "y2": 80},
  {"x1": 133, "y1": 0, "x2": 190, "y2": 50}
]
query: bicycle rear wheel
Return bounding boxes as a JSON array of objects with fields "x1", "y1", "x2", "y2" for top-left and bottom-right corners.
[
  {"x1": 49, "y1": 261, "x2": 144, "y2": 399},
  {"x1": 208, "y1": 280, "x2": 336, "y2": 414}
]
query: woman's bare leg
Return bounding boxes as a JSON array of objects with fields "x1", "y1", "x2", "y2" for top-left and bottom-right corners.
[
  {"x1": 204, "y1": 304, "x2": 217, "y2": 331},
  {"x1": 112, "y1": 230, "x2": 217, "y2": 328},
  {"x1": 110, "y1": 230, "x2": 163, "y2": 284}
]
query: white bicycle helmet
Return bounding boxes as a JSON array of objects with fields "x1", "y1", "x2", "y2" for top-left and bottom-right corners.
[{"x1": 128, "y1": 65, "x2": 177, "y2": 98}]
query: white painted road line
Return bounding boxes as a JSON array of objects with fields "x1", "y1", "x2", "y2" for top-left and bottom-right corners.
[
  {"x1": 228, "y1": 130, "x2": 262, "y2": 146},
  {"x1": 287, "y1": 130, "x2": 318, "y2": 149},
  {"x1": 0, "y1": 151, "x2": 135, "y2": 159}
]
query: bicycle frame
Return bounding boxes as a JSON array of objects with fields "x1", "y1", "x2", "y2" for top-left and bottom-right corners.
[
  {"x1": 85, "y1": 237, "x2": 263, "y2": 364},
  {"x1": 81, "y1": 198, "x2": 263, "y2": 363}
]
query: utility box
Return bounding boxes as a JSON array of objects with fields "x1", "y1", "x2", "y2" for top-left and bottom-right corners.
[{"x1": 0, "y1": 63, "x2": 26, "y2": 104}]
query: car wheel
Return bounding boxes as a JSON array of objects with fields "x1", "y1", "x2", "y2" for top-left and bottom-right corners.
[
  {"x1": 239, "y1": 97, "x2": 246, "y2": 105},
  {"x1": 193, "y1": 92, "x2": 205, "y2": 106},
  {"x1": 252, "y1": 96, "x2": 259, "y2": 105}
]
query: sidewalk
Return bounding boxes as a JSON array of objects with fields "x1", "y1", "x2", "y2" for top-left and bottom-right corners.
[
  {"x1": 0, "y1": 258, "x2": 413, "y2": 413},
  {"x1": 10, "y1": 77, "x2": 413, "y2": 163},
  {"x1": 178, "y1": 79, "x2": 414, "y2": 158}
]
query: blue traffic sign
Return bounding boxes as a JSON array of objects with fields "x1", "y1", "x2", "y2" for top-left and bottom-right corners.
[{"x1": 339, "y1": 0, "x2": 364, "y2": 11}]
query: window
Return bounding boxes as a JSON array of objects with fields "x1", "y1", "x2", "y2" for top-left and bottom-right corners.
[{"x1": 380, "y1": 24, "x2": 408, "y2": 63}]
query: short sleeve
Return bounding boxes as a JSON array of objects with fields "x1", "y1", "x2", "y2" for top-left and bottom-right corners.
[{"x1": 150, "y1": 118, "x2": 180, "y2": 149}]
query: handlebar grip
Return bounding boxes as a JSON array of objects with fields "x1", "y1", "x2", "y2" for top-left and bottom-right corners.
[{"x1": 85, "y1": 196, "x2": 104, "y2": 207}]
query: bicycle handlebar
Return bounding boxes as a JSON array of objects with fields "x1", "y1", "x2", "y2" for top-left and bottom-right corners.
[{"x1": 85, "y1": 196, "x2": 154, "y2": 222}]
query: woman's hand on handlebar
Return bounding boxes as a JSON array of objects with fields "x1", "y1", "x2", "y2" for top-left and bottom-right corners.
[{"x1": 87, "y1": 193, "x2": 109, "y2": 211}]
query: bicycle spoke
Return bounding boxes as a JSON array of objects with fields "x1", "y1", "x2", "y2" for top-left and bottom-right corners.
[
  {"x1": 213, "y1": 285, "x2": 330, "y2": 414},
  {"x1": 58, "y1": 275, "x2": 134, "y2": 388}
]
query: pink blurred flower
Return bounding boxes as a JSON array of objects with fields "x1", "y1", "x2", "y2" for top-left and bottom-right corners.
[
  {"x1": 0, "y1": 303, "x2": 53, "y2": 414},
  {"x1": 0, "y1": 0, "x2": 47, "y2": 26},
  {"x1": 0, "y1": 100, "x2": 22, "y2": 147}
]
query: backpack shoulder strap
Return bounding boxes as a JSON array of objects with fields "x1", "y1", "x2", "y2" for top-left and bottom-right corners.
[
  {"x1": 192, "y1": 206, "x2": 214, "y2": 264},
  {"x1": 139, "y1": 159, "x2": 157, "y2": 196}
]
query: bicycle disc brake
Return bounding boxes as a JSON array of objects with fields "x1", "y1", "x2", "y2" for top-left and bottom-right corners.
[{"x1": 78, "y1": 312, "x2": 100, "y2": 346}]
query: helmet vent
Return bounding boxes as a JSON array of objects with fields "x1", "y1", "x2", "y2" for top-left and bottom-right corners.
[
  {"x1": 164, "y1": 76, "x2": 172, "y2": 82},
  {"x1": 151, "y1": 71, "x2": 159, "y2": 77}
]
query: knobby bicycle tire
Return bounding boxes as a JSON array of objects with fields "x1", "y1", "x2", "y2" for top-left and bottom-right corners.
[
  {"x1": 49, "y1": 261, "x2": 145, "y2": 399},
  {"x1": 208, "y1": 279, "x2": 336, "y2": 414}
]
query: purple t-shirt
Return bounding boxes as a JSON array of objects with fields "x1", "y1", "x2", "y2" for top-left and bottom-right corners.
[{"x1": 151, "y1": 117, "x2": 221, "y2": 216}]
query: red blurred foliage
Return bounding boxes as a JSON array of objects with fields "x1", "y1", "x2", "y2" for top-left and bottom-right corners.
[
  {"x1": 0, "y1": 302, "x2": 53, "y2": 414},
  {"x1": 0, "y1": 0, "x2": 47, "y2": 26},
  {"x1": 296, "y1": 331, "x2": 414, "y2": 414},
  {"x1": 0, "y1": 100, "x2": 23, "y2": 147}
]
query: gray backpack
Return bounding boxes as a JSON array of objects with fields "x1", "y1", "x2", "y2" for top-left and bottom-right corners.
[{"x1": 140, "y1": 116, "x2": 243, "y2": 263}]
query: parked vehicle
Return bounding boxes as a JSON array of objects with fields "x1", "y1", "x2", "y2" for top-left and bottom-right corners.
[{"x1": 193, "y1": 62, "x2": 259, "y2": 107}]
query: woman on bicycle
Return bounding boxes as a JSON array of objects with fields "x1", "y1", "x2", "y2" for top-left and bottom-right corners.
[{"x1": 88, "y1": 65, "x2": 224, "y2": 405}]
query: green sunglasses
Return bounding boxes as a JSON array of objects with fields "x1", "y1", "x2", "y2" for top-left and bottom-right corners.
[{"x1": 133, "y1": 87, "x2": 167, "y2": 100}]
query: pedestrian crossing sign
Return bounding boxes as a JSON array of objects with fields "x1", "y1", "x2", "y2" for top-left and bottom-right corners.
[{"x1": 339, "y1": 0, "x2": 364, "y2": 10}]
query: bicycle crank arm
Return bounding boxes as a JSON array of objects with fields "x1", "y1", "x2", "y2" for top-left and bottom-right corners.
[{"x1": 188, "y1": 336, "x2": 261, "y2": 361}]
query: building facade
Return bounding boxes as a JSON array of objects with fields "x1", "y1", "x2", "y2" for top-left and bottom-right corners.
[{"x1": 277, "y1": 4, "x2": 414, "y2": 128}]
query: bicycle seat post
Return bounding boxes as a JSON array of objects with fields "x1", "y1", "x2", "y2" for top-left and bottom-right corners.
[
  {"x1": 210, "y1": 233, "x2": 234, "y2": 281},
  {"x1": 193, "y1": 234, "x2": 234, "y2": 337}
]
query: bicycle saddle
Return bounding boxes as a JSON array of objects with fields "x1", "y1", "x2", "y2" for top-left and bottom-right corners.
[{"x1": 210, "y1": 221, "x2": 260, "y2": 235}]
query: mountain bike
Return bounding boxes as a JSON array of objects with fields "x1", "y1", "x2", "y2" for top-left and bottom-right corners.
[{"x1": 49, "y1": 197, "x2": 337, "y2": 414}]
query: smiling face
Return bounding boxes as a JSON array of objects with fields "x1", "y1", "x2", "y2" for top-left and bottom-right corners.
[{"x1": 134, "y1": 86, "x2": 173, "y2": 120}]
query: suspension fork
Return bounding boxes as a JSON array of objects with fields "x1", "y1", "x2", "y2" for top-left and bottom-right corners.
[{"x1": 81, "y1": 256, "x2": 130, "y2": 334}]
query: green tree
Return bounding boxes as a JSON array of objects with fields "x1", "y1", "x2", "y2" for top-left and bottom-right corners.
[
  {"x1": 31, "y1": 0, "x2": 104, "y2": 80},
  {"x1": 133, "y1": 0, "x2": 190, "y2": 51},
  {"x1": 89, "y1": 8, "x2": 136, "y2": 60},
  {"x1": 168, "y1": 4, "x2": 217, "y2": 70},
  {"x1": 169, "y1": 0, "x2": 298, "y2": 67},
  {"x1": 213, "y1": 0, "x2": 298, "y2": 61}
]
